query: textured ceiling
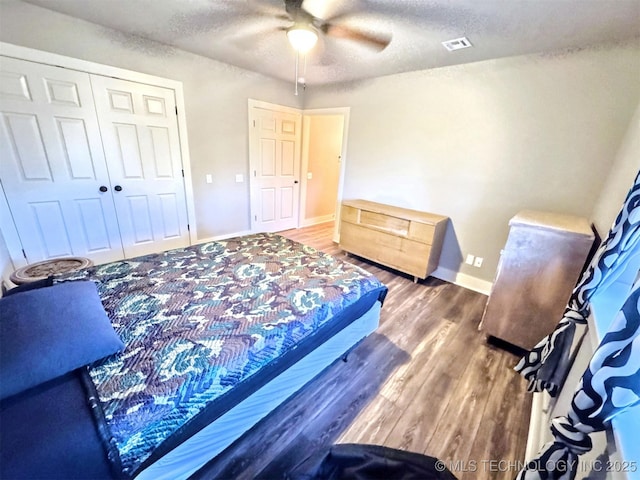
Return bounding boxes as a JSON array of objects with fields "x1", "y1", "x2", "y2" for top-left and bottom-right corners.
[{"x1": 23, "y1": 0, "x2": 640, "y2": 85}]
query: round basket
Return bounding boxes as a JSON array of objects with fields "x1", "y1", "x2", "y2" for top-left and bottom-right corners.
[{"x1": 10, "y1": 257, "x2": 93, "y2": 285}]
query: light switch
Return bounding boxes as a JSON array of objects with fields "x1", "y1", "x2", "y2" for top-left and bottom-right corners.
[
  {"x1": 205, "y1": 174, "x2": 212, "y2": 184},
  {"x1": 307, "y1": 172, "x2": 313, "y2": 180},
  {"x1": 235, "y1": 174, "x2": 244, "y2": 183}
]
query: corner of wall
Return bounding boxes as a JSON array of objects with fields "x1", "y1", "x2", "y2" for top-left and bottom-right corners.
[
  {"x1": 0, "y1": 228, "x2": 16, "y2": 291},
  {"x1": 590, "y1": 99, "x2": 640, "y2": 236}
]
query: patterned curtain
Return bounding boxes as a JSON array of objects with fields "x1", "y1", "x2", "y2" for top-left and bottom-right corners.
[
  {"x1": 516, "y1": 276, "x2": 640, "y2": 480},
  {"x1": 515, "y1": 171, "x2": 640, "y2": 396}
]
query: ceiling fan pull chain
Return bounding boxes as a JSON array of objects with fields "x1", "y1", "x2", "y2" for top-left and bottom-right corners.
[
  {"x1": 294, "y1": 50, "x2": 299, "y2": 96},
  {"x1": 301, "y1": 54, "x2": 308, "y2": 91}
]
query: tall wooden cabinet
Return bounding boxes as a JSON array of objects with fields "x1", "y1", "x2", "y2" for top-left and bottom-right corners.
[
  {"x1": 339, "y1": 200, "x2": 448, "y2": 282},
  {"x1": 479, "y1": 210, "x2": 595, "y2": 350}
]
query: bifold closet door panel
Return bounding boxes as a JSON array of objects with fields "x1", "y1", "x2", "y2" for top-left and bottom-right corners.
[
  {"x1": 89, "y1": 75, "x2": 190, "y2": 259},
  {"x1": 0, "y1": 56, "x2": 125, "y2": 264}
]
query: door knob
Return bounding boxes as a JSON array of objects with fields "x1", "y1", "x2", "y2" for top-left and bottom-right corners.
[
  {"x1": 294, "y1": 180, "x2": 299, "y2": 184},
  {"x1": 114, "y1": 185, "x2": 123, "y2": 192},
  {"x1": 99, "y1": 186, "x2": 108, "y2": 192}
]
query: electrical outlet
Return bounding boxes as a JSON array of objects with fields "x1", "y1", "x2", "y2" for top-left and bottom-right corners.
[
  {"x1": 474, "y1": 257, "x2": 483, "y2": 268},
  {"x1": 465, "y1": 254, "x2": 475, "y2": 265},
  {"x1": 205, "y1": 174, "x2": 212, "y2": 184},
  {"x1": 235, "y1": 174, "x2": 244, "y2": 183}
]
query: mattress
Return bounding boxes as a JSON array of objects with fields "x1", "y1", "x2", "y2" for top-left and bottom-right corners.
[
  {"x1": 141, "y1": 300, "x2": 382, "y2": 480},
  {"x1": 56, "y1": 233, "x2": 387, "y2": 478}
]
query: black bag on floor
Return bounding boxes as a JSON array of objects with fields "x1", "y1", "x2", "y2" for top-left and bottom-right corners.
[{"x1": 287, "y1": 443, "x2": 457, "y2": 480}]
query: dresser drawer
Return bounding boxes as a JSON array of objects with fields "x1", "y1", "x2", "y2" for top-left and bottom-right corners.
[
  {"x1": 359, "y1": 210, "x2": 409, "y2": 235},
  {"x1": 384, "y1": 239, "x2": 431, "y2": 278},
  {"x1": 340, "y1": 223, "x2": 402, "y2": 259},
  {"x1": 407, "y1": 221, "x2": 436, "y2": 244},
  {"x1": 341, "y1": 205, "x2": 360, "y2": 225},
  {"x1": 340, "y1": 223, "x2": 430, "y2": 278}
]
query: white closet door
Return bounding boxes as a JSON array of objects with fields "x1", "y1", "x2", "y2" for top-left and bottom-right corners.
[
  {"x1": 90, "y1": 75, "x2": 189, "y2": 258},
  {"x1": 0, "y1": 56, "x2": 124, "y2": 264}
]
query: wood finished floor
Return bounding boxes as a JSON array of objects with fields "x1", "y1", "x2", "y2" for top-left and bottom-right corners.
[{"x1": 193, "y1": 222, "x2": 532, "y2": 480}]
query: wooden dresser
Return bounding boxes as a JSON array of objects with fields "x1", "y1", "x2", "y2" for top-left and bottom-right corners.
[
  {"x1": 479, "y1": 210, "x2": 595, "y2": 350},
  {"x1": 339, "y1": 200, "x2": 448, "y2": 282}
]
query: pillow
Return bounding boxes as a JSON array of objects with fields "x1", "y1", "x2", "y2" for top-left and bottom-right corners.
[
  {"x1": 0, "y1": 281, "x2": 124, "y2": 400},
  {"x1": 4, "y1": 276, "x2": 54, "y2": 297}
]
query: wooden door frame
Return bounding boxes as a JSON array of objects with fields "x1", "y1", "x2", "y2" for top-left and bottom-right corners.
[
  {"x1": 300, "y1": 107, "x2": 351, "y2": 243},
  {"x1": 0, "y1": 42, "x2": 198, "y2": 269},
  {"x1": 247, "y1": 99, "x2": 303, "y2": 233}
]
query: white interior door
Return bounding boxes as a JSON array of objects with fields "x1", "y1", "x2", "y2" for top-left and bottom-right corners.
[
  {"x1": 249, "y1": 103, "x2": 301, "y2": 232},
  {"x1": 0, "y1": 56, "x2": 124, "y2": 264},
  {"x1": 90, "y1": 75, "x2": 190, "y2": 258}
]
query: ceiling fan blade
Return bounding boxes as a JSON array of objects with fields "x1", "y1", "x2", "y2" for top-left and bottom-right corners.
[
  {"x1": 306, "y1": 34, "x2": 333, "y2": 66},
  {"x1": 300, "y1": 0, "x2": 363, "y2": 24},
  {"x1": 323, "y1": 23, "x2": 391, "y2": 51}
]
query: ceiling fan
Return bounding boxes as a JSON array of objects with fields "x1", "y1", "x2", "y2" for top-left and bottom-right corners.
[
  {"x1": 279, "y1": 0, "x2": 392, "y2": 53},
  {"x1": 252, "y1": 0, "x2": 391, "y2": 93}
]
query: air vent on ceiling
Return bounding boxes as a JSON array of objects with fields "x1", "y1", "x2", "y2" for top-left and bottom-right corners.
[{"x1": 442, "y1": 37, "x2": 472, "y2": 52}]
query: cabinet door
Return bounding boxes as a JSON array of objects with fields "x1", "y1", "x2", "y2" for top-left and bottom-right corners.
[
  {"x1": 90, "y1": 75, "x2": 190, "y2": 258},
  {"x1": 0, "y1": 57, "x2": 125, "y2": 264}
]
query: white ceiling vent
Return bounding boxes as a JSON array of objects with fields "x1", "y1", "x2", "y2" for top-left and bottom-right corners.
[{"x1": 442, "y1": 37, "x2": 473, "y2": 52}]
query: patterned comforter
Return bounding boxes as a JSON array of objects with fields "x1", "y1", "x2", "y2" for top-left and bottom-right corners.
[{"x1": 57, "y1": 233, "x2": 386, "y2": 476}]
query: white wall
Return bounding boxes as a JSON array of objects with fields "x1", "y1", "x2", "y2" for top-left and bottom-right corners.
[
  {"x1": 591, "y1": 100, "x2": 640, "y2": 236},
  {"x1": 304, "y1": 42, "x2": 640, "y2": 282},
  {"x1": 0, "y1": 0, "x2": 302, "y2": 241}
]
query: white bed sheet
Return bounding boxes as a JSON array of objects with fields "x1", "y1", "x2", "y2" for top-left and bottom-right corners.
[{"x1": 135, "y1": 300, "x2": 382, "y2": 480}]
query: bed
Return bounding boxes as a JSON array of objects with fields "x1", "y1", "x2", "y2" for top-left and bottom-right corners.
[{"x1": 0, "y1": 233, "x2": 387, "y2": 479}]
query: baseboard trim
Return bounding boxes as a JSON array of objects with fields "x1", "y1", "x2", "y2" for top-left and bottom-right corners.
[
  {"x1": 431, "y1": 267, "x2": 493, "y2": 296},
  {"x1": 301, "y1": 214, "x2": 335, "y2": 228},
  {"x1": 195, "y1": 230, "x2": 253, "y2": 244}
]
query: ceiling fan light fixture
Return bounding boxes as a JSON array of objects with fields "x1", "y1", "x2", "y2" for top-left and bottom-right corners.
[{"x1": 286, "y1": 24, "x2": 318, "y2": 53}]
